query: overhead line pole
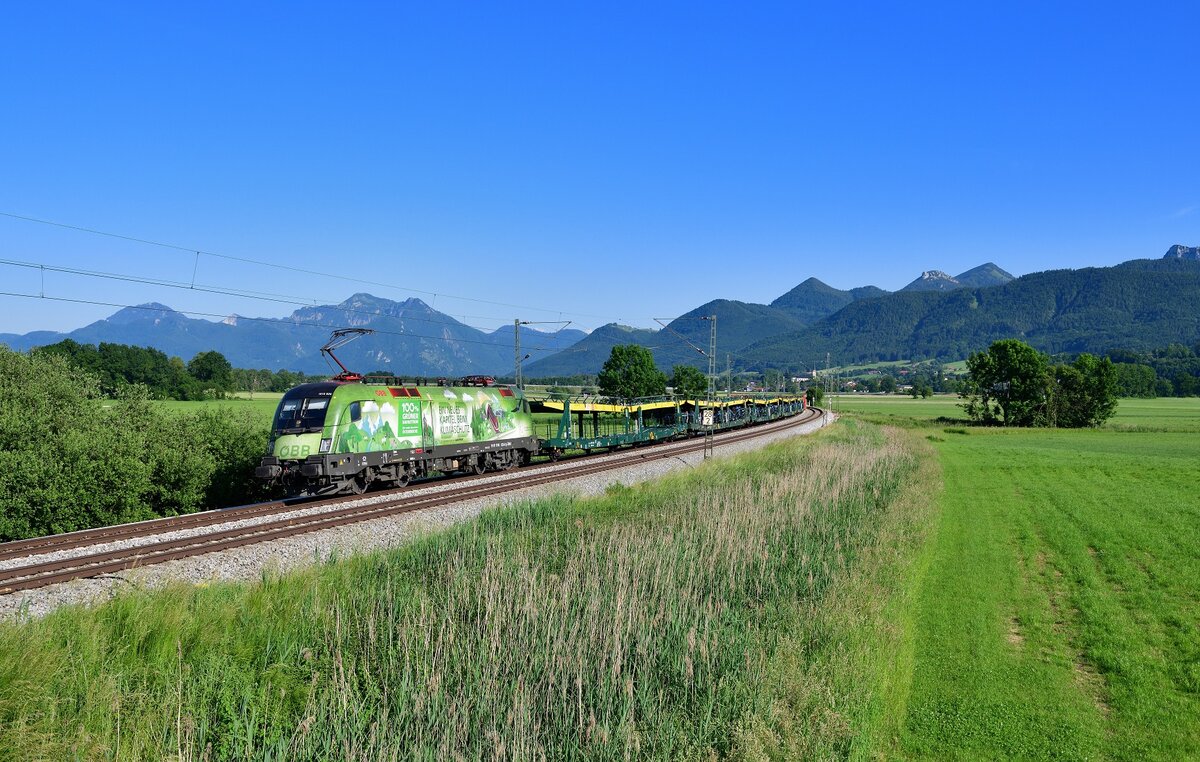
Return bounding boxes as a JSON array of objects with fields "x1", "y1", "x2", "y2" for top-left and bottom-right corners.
[
  {"x1": 651, "y1": 314, "x2": 717, "y2": 458},
  {"x1": 704, "y1": 315, "x2": 717, "y2": 458},
  {"x1": 513, "y1": 318, "x2": 572, "y2": 390}
]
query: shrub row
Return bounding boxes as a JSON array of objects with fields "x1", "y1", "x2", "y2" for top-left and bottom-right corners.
[{"x1": 0, "y1": 347, "x2": 273, "y2": 541}]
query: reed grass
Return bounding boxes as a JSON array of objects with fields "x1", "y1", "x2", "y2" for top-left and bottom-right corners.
[{"x1": 0, "y1": 421, "x2": 923, "y2": 760}]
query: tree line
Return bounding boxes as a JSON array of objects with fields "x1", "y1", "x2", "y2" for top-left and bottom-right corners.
[
  {"x1": 1107, "y1": 343, "x2": 1200, "y2": 397},
  {"x1": 32, "y1": 339, "x2": 324, "y2": 400}
]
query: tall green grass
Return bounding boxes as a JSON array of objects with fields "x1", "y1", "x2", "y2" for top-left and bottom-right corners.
[{"x1": 0, "y1": 422, "x2": 924, "y2": 759}]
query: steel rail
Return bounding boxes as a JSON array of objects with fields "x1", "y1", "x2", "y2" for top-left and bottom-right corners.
[{"x1": 0, "y1": 408, "x2": 820, "y2": 594}]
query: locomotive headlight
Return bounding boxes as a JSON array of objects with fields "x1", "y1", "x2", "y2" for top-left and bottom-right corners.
[{"x1": 319, "y1": 438, "x2": 332, "y2": 453}]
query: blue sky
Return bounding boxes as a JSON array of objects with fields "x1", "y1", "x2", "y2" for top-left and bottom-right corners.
[{"x1": 1, "y1": 2, "x2": 1197, "y2": 336}]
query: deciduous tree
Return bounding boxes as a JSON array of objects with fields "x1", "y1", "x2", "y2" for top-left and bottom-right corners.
[
  {"x1": 962, "y1": 341, "x2": 1118, "y2": 427},
  {"x1": 961, "y1": 339, "x2": 1049, "y2": 426},
  {"x1": 598, "y1": 345, "x2": 667, "y2": 400},
  {"x1": 187, "y1": 350, "x2": 233, "y2": 391},
  {"x1": 670, "y1": 364, "x2": 708, "y2": 399}
]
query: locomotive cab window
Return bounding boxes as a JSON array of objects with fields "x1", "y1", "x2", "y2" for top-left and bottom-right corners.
[{"x1": 275, "y1": 397, "x2": 330, "y2": 432}]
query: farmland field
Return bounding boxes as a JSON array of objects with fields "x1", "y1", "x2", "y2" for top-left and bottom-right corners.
[
  {"x1": 830, "y1": 393, "x2": 1200, "y2": 431},
  {"x1": 835, "y1": 395, "x2": 1200, "y2": 758},
  {"x1": 155, "y1": 393, "x2": 282, "y2": 424},
  {"x1": 828, "y1": 393, "x2": 967, "y2": 422}
]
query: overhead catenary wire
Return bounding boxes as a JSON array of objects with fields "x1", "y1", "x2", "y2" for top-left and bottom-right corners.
[
  {"x1": 0, "y1": 256, "x2": 592, "y2": 338},
  {"x1": 0, "y1": 213, "x2": 787, "y2": 371},
  {"x1": 0, "y1": 291, "x2": 577, "y2": 355},
  {"x1": 0, "y1": 210, "x2": 621, "y2": 322}
]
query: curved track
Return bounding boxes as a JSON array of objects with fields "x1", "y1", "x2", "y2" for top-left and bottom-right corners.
[{"x1": 0, "y1": 408, "x2": 822, "y2": 594}]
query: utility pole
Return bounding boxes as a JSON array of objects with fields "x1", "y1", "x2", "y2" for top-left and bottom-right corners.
[
  {"x1": 726, "y1": 353, "x2": 732, "y2": 393},
  {"x1": 651, "y1": 313, "x2": 717, "y2": 456},
  {"x1": 825, "y1": 352, "x2": 832, "y2": 424}
]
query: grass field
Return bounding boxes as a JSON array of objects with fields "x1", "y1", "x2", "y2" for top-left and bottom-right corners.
[
  {"x1": 830, "y1": 393, "x2": 1200, "y2": 432},
  {"x1": 902, "y1": 426, "x2": 1200, "y2": 759},
  {"x1": 828, "y1": 395, "x2": 1200, "y2": 758},
  {"x1": 155, "y1": 393, "x2": 282, "y2": 424}
]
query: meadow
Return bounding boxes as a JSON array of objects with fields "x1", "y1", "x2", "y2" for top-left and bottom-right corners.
[
  {"x1": 830, "y1": 392, "x2": 1200, "y2": 431},
  {"x1": 836, "y1": 394, "x2": 1200, "y2": 758},
  {"x1": 0, "y1": 421, "x2": 935, "y2": 759},
  {"x1": 155, "y1": 392, "x2": 283, "y2": 424}
]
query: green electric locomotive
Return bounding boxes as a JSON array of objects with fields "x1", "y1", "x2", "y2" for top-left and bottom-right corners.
[
  {"x1": 255, "y1": 330, "x2": 536, "y2": 496},
  {"x1": 256, "y1": 378, "x2": 536, "y2": 496}
]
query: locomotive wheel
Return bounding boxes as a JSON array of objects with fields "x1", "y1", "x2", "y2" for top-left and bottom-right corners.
[
  {"x1": 471, "y1": 458, "x2": 486, "y2": 476},
  {"x1": 348, "y1": 473, "x2": 370, "y2": 495}
]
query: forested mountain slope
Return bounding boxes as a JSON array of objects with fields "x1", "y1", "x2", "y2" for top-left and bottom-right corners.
[{"x1": 744, "y1": 258, "x2": 1200, "y2": 367}]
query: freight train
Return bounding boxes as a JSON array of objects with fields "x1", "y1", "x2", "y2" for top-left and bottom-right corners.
[{"x1": 255, "y1": 330, "x2": 806, "y2": 496}]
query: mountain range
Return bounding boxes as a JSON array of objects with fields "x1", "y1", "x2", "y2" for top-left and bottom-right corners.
[
  {"x1": 2, "y1": 248, "x2": 1197, "y2": 376},
  {"x1": 0, "y1": 293, "x2": 585, "y2": 377}
]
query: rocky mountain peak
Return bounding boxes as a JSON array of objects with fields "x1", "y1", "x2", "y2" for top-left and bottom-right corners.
[
  {"x1": 901, "y1": 270, "x2": 963, "y2": 292},
  {"x1": 920, "y1": 270, "x2": 957, "y2": 282},
  {"x1": 1164, "y1": 244, "x2": 1200, "y2": 260}
]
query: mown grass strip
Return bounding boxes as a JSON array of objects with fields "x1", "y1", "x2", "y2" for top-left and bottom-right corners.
[
  {"x1": 899, "y1": 427, "x2": 1200, "y2": 760},
  {"x1": 0, "y1": 420, "x2": 926, "y2": 759}
]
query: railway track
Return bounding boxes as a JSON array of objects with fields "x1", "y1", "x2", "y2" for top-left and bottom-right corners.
[{"x1": 0, "y1": 408, "x2": 822, "y2": 595}]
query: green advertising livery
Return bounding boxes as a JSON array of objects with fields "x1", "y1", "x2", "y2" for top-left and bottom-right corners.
[{"x1": 257, "y1": 378, "x2": 537, "y2": 496}]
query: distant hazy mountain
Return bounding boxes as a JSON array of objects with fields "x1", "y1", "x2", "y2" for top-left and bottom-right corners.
[
  {"x1": 527, "y1": 263, "x2": 1017, "y2": 376},
  {"x1": 12, "y1": 252, "x2": 1187, "y2": 378},
  {"x1": 523, "y1": 298, "x2": 809, "y2": 377},
  {"x1": 775, "y1": 264, "x2": 1012, "y2": 317},
  {"x1": 900, "y1": 270, "x2": 962, "y2": 292},
  {"x1": 0, "y1": 293, "x2": 586, "y2": 376},
  {"x1": 521, "y1": 323, "x2": 659, "y2": 378},
  {"x1": 526, "y1": 250, "x2": 1198, "y2": 375}
]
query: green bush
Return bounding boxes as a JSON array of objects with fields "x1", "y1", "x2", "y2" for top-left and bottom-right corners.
[{"x1": 0, "y1": 347, "x2": 272, "y2": 540}]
